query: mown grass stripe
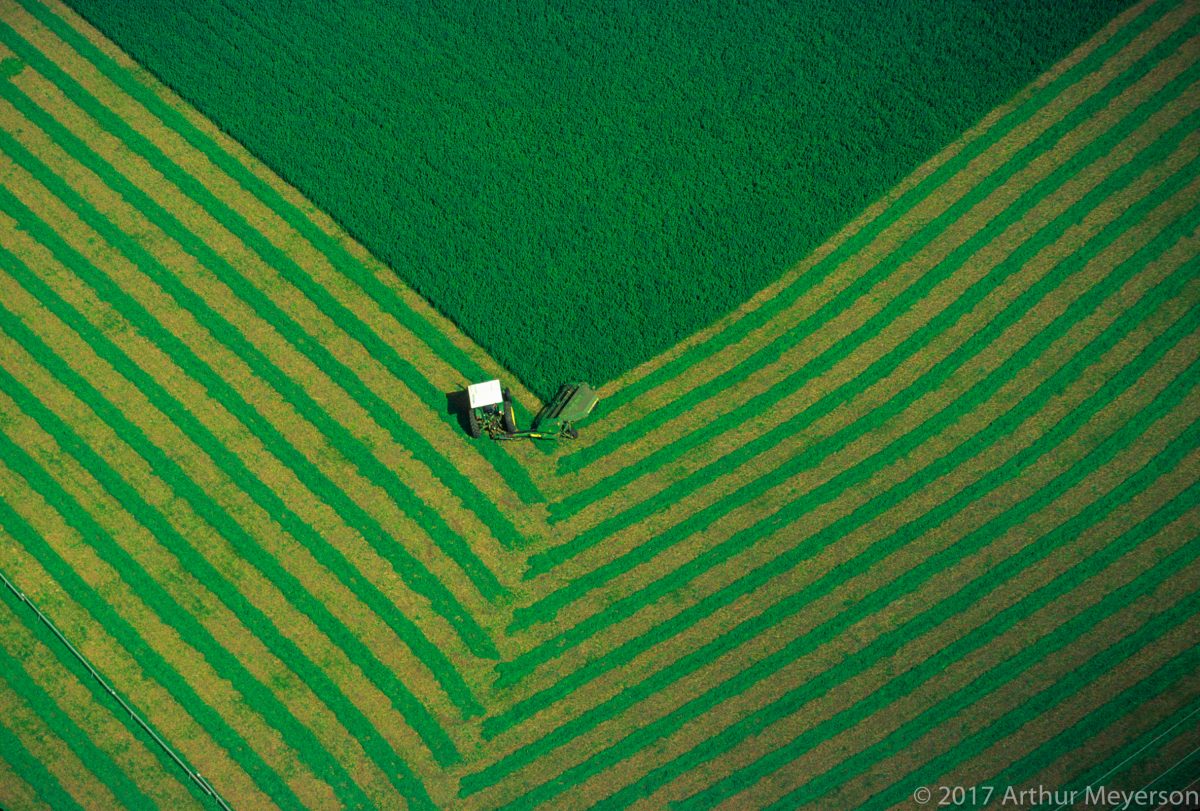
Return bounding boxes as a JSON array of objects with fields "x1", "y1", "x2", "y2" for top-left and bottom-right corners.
[
  {"x1": 500, "y1": 304, "x2": 1200, "y2": 810},
  {"x1": 491, "y1": 156, "x2": 1199, "y2": 781},
  {"x1": 0, "y1": 578, "x2": 210, "y2": 808},
  {"x1": 0, "y1": 316, "x2": 460, "y2": 772},
  {"x1": 501, "y1": 328, "x2": 1195, "y2": 796},
  {"x1": 0, "y1": 256, "x2": 470, "y2": 758},
  {"x1": 14, "y1": 0, "x2": 545, "y2": 500},
  {"x1": 0, "y1": 62, "x2": 506, "y2": 598},
  {"x1": 0, "y1": 133, "x2": 497, "y2": 661},
  {"x1": 805, "y1": 561, "x2": 1200, "y2": 811},
  {"x1": 0, "y1": 749, "x2": 49, "y2": 811},
  {"x1": 0, "y1": 673, "x2": 117, "y2": 809},
  {"x1": 564, "y1": 0, "x2": 1178, "y2": 432},
  {"x1": 487, "y1": 321, "x2": 1197, "y2": 802},
  {"x1": 690, "y1": 465, "x2": 1200, "y2": 809},
  {"x1": 0, "y1": 637, "x2": 155, "y2": 808},
  {"x1": 472, "y1": 200, "x2": 1200, "y2": 791},
  {"x1": 815, "y1": 625, "x2": 1200, "y2": 810},
  {"x1": 540, "y1": 80, "x2": 1199, "y2": 592},
  {"x1": 552, "y1": 133, "x2": 1200, "y2": 609},
  {"x1": 0, "y1": 236, "x2": 481, "y2": 721},
  {"x1": 502, "y1": 171, "x2": 1199, "y2": 710},
  {"x1": 552, "y1": 8, "x2": 1198, "y2": 493},
  {"x1": 0, "y1": 429, "x2": 386, "y2": 809},
  {"x1": 497, "y1": 258, "x2": 1198, "y2": 778},
  {"x1": 1041, "y1": 692, "x2": 1200, "y2": 803},
  {"x1": 1, "y1": 25, "x2": 530, "y2": 552},
  {"x1": 0, "y1": 203, "x2": 483, "y2": 717},
  {"x1": 0, "y1": 712, "x2": 85, "y2": 811},
  {"x1": 1089, "y1": 715, "x2": 1200, "y2": 806},
  {"x1": 517, "y1": 78, "x2": 1200, "y2": 629},
  {"x1": 942, "y1": 631, "x2": 1200, "y2": 808},
  {"x1": 0, "y1": 499, "x2": 301, "y2": 809}
]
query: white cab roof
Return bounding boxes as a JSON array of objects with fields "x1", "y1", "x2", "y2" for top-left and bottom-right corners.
[{"x1": 467, "y1": 379, "x2": 504, "y2": 409}]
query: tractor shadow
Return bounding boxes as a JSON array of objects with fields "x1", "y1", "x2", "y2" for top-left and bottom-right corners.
[{"x1": 445, "y1": 389, "x2": 473, "y2": 435}]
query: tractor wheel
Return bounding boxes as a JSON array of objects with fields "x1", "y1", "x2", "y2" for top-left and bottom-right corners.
[
  {"x1": 466, "y1": 408, "x2": 482, "y2": 439},
  {"x1": 501, "y1": 389, "x2": 517, "y2": 433}
]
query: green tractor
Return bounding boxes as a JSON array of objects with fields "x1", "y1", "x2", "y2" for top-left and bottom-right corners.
[{"x1": 463, "y1": 379, "x2": 597, "y2": 440}]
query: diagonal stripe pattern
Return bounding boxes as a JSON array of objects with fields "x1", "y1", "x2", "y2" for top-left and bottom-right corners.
[{"x1": 1, "y1": 0, "x2": 1198, "y2": 807}]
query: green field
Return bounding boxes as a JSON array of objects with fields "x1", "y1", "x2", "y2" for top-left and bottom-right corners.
[
  {"x1": 62, "y1": 0, "x2": 1134, "y2": 397},
  {"x1": 2, "y1": 0, "x2": 1199, "y2": 808}
]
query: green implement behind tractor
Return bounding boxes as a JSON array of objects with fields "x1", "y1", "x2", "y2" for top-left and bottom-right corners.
[{"x1": 464, "y1": 379, "x2": 597, "y2": 440}]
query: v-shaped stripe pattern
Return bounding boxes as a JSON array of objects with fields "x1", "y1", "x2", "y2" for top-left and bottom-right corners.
[{"x1": 1, "y1": 0, "x2": 1199, "y2": 808}]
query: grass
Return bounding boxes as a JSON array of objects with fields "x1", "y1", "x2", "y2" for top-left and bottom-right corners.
[
  {"x1": 60, "y1": 0, "x2": 1135, "y2": 398},
  {"x1": 1, "y1": 0, "x2": 1198, "y2": 807}
]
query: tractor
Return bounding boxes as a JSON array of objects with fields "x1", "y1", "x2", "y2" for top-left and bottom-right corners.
[
  {"x1": 463, "y1": 379, "x2": 597, "y2": 440},
  {"x1": 464, "y1": 379, "x2": 517, "y2": 439}
]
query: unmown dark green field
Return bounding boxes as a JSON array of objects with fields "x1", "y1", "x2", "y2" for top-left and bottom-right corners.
[{"x1": 63, "y1": 0, "x2": 1133, "y2": 397}]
